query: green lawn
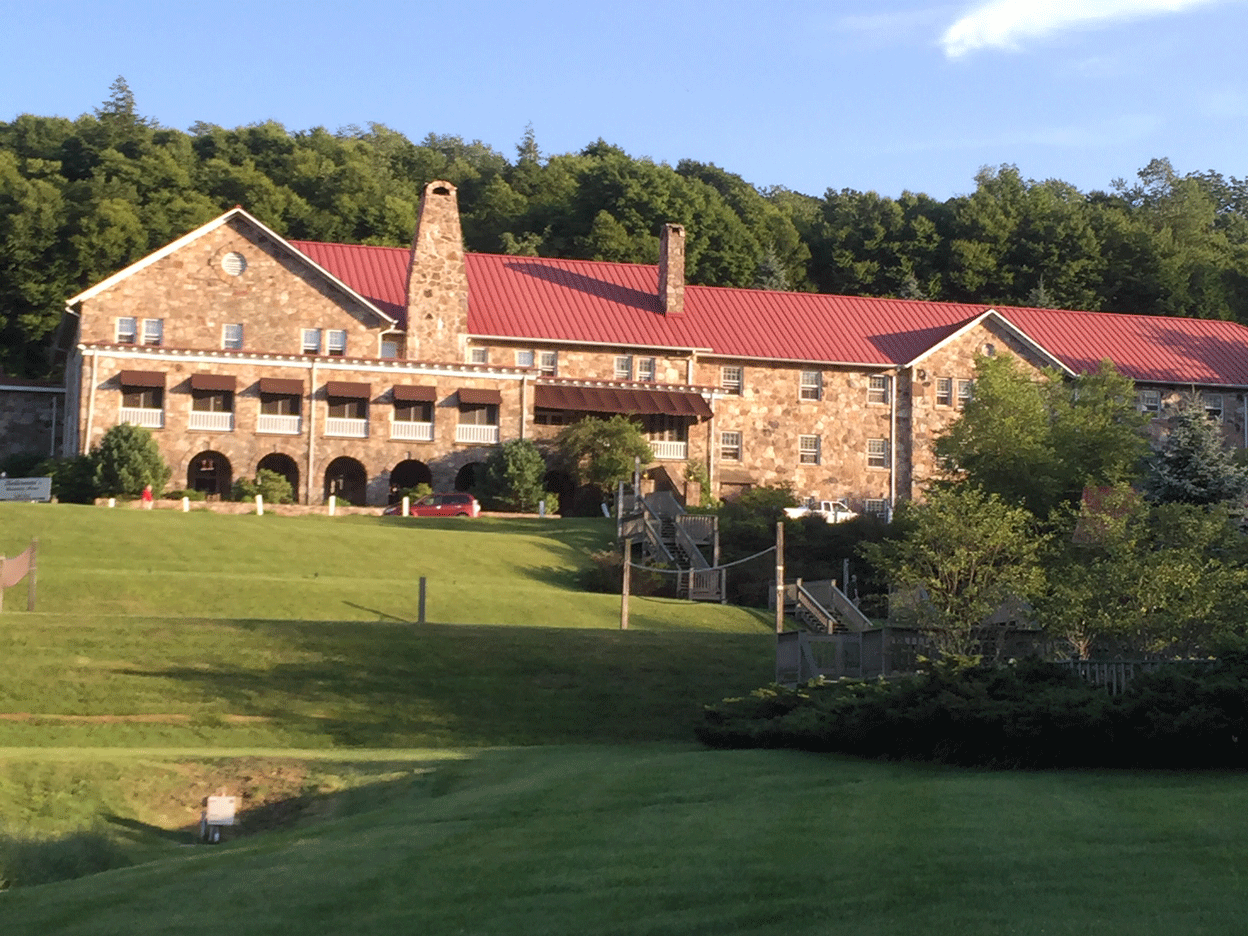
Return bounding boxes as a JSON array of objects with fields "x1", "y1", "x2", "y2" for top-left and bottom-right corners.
[{"x1": 1, "y1": 503, "x2": 1244, "y2": 934}]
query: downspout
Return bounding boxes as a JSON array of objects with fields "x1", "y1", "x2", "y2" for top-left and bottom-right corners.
[
  {"x1": 84, "y1": 347, "x2": 98, "y2": 454},
  {"x1": 889, "y1": 371, "x2": 897, "y2": 515},
  {"x1": 306, "y1": 359, "x2": 317, "y2": 505}
]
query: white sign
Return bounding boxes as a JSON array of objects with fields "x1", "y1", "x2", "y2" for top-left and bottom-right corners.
[
  {"x1": 0, "y1": 477, "x2": 52, "y2": 502},
  {"x1": 205, "y1": 795, "x2": 238, "y2": 826}
]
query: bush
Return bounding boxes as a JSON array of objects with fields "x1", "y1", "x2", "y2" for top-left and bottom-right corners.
[
  {"x1": 401, "y1": 483, "x2": 433, "y2": 502},
  {"x1": 697, "y1": 656, "x2": 1248, "y2": 769},
  {"x1": 0, "y1": 451, "x2": 47, "y2": 478},
  {"x1": 92, "y1": 424, "x2": 170, "y2": 497},
  {"x1": 231, "y1": 469, "x2": 294, "y2": 504},
  {"x1": 479, "y1": 439, "x2": 552, "y2": 512},
  {"x1": 579, "y1": 547, "x2": 674, "y2": 597},
  {"x1": 35, "y1": 454, "x2": 98, "y2": 504},
  {"x1": 161, "y1": 488, "x2": 206, "y2": 501}
]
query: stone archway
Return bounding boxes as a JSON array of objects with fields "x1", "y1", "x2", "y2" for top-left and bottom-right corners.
[
  {"x1": 454, "y1": 462, "x2": 484, "y2": 493},
  {"x1": 188, "y1": 451, "x2": 232, "y2": 500},
  {"x1": 257, "y1": 453, "x2": 300, "y2": 502},
  {"x1": 389, "y1": 459, "x2": 433, "y2": 502},
  {"x1": 542, "y1": 470, "x2": 577, "y2": 515},
  {"x1": 323, "y1": 456, "x2": 368, "y2": 506}
]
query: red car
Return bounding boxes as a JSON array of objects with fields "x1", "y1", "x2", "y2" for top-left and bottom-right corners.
[{"x1": 384, "y1": 492, "x2": 481, "y2": 517}]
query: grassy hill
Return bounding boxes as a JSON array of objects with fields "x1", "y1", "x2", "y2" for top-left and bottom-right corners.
[{"x1": 3, "y1": 504, "x2": 1248, "y2": 934}]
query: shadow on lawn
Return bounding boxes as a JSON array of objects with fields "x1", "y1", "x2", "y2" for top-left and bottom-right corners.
[{"x1": 114, "y1": 621, "x2": 773, "y2": 749}]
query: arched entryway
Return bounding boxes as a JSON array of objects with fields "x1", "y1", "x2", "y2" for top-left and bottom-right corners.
[
  {"x1": 454, "y1": 462, "x2": 484, "y2": 492},
  {"x1": 542, "y1": 470, "x2": 577, "y2": 515},
  {"x1": 389, "y1": 459, "x2": 433, "y2": 502},
  {"x1": 257, "y1": 453, "x2": 300, "y2": 502},
  {"x1": 324, "y1": 457, "x2": 367, "y2": 506},
  {"x1": 188, "y1": 451, "x2": 232, "y2": 500}
]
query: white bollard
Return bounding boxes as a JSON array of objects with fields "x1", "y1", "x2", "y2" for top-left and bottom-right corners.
[
  {"x1": 108, "y1": 497, "x2": 116, "y2": 508},
  {"x1": 182, "y1": 496, "x2": 189, "y2": 512},
  {"x1": 402, "y1": 495, "x2": 410, "y2": 516},
  {"x1": 255, "y1": 494, "x2": 264, "y2": 516},
  {"x1": 539, "y1": 499, "x2": 546, "y2": 518},
  {"x1": 328, "y1": 495, "x2": 336, "y2": 517}
]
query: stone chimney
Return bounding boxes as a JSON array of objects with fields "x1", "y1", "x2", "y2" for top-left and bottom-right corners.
[
  {"x1": 405, "y1": 180, "x2": 469, "y2": 361},
  {"x1": 659, "y1": 223, "x2": 685, "y2": 316}
]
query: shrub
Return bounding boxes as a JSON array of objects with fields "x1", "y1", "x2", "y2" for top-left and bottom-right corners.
[
  {"x1": 35, "y1": 454, "x2": 98, "y2": 504},
  {"x1": 92, "y1": 424, "x2": 171, "y2": 497},
  {"x1": 697, "y1": 656, "x2": 1248, "y2": 769},
  {"x1": 401, "y1": 483, "x2": 432, "y2": 502},
  {"x1": 232, "y1": 468, "x2": 294, "y2": 504},
  {"x1": 579, "y1": 547, "x2": 673, "y2": 597},
  {"x1": 161, "y1": 488, "x2": 207, "y2": 501},
  {"x1": 0, "y1": 451, "x2": 47, "y2": 478},
  {"x1": 479, "y1": 439, "x2": 551, "y2": 512}
]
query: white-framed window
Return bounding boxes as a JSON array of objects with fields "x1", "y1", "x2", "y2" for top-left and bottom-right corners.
[
  {"x1": 864, "y1": 498, "x2": 891, "y2": 519},
  {"x1": 301, "y1": 328, "x2": 322, "y2": 355},
  {"x1": 720, "y1": 431, "x2": 742, "y2": 461},
  {"x1": 614, "y1": 356, "x2": 633, "y2": 380},
  {"x1": 935, "y1": 377, "x2": 952, "y2": 406},
  {"x1": 515, "y1": 349, "x2": 536, "y2": 368},
  {"x1": 721, "y1": 366, "x2": 743, "y2": 395},
  {"x1": 1204, "y1": 392, "x2": 1224, "y2": 421},
  {"x1": 116, "y1": 317, "x2": 137, "y2": 344},
  {"x1": 538, "y1": 351, "x2": 558, "y2": 376},
  {"x1": 637, "y1": 357, "x2": 656, "y2": 382},
  {"x1": 470, "y1": 347, "x2": 489, "y2": 365},
  {"x1": 327, "y1": 329, "x2": 347, "y2": 357},
  {"x1": 868, "y1": 438, "x2": 889, "y2": 469},
  {"x1": 222, "y1": 323, "x2": 243, "y2": 350},
  {"x1": 381, "y1": 340, "x2": 398, "y2": 359},
  {"x1": 142, "y1": 318, "x2": 163, "y2": 346},
  {"x1": 868, "y1": 375, "x2": 890, "y2": 405},
  {"x1": 799, "y1": 370, "x2": 822, "y2": 401},
  {"x1": 957, "y1": 379, "x2": 974, "y2": 408},
  {"x1": 1137, "y1": 389, "x2": 1161, "y2": 414},
  {"x1": 799, "y1": 435, "x2": 820, "y2": 465}
]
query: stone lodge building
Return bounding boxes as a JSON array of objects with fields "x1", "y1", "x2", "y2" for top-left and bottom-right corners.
[{"x1": 42, "y1": 180, "x2": 1248, "y2": 511}]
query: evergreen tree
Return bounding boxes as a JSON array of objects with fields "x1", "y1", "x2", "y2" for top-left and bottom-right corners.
[{"x1": 1145, "y1": 399, "x2": 1248, "y2": 509}]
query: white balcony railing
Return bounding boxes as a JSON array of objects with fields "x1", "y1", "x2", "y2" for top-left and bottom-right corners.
[
  {"x1": 188, "y1": 411, "x2": 234, "y2": 432},
  {"x1": 120, "y1": 407, "x2": 163, "y2": 429},
  {"x1": 326, "y1": 417, "x2": 369, "y2": 438},
  {"x1": 391, "y1": 420, "x2": 434, "y2": 442},
  {"x1": 456, "y1": 424, "x2": 500, "y2": 444},
  {"x1": 257, "y1": 414, "x2": 302, "y2": 435},
  {"x1": 651, "y1": 440, "x2": 688, "y2": 460}
]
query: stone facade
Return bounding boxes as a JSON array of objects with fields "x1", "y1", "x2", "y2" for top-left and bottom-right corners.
[{"x1": 55, "y1": 183, "x2": 1248, "y2": 511}]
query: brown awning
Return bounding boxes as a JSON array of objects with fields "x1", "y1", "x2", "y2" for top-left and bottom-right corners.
[
  {"x1": 189, "y1": 374, "x2": 236, "y2": 392},
  {"x1": 325, "y1": 381, "x2": 371, "y2": 400},
  {"x1": 459, "y1": 387, "x2": 503, "y2": 406},
  {"x1": 393, "y1": 385, "x2": 437, "y2": 403},
  {"x1": 534, "y1": 384, "x2": 712, "y2": 419},
  {"x1": 118, "y1": 370, "x2": 165, "y2": 388},
  {"x1": 259, "y1": 378, "x2": 304, "y2": 396}
]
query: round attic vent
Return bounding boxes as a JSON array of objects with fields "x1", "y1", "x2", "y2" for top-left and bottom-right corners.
[{"x1": 221, "y1": 252, "x2": 247, "y2": 276}]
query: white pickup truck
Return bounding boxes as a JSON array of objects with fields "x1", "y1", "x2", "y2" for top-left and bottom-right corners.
[{"x1": 783, "y1": 499, "x2": 859, "y2": 523}]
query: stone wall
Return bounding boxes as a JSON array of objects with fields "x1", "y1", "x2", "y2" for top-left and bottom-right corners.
[{"x1": 0, "y1": 385, "x2": 63, "y2": 465}]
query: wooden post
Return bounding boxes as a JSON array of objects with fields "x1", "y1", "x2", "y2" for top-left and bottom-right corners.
[
  {"x1": 775, "y1": 521, "x2": 785, "y2": 634},
  {"x1": 0, "y1": 554, "x2": 5, "y2": 613},
  {"x1": 26, "y1": 539, "x2": 36, "y2": 612},
  {"x1": 418, "y1": 576, "x2": 427, "y2": 624},
  {"x1": 620, "y1": 538, "x2": 631, "y2": 631}
]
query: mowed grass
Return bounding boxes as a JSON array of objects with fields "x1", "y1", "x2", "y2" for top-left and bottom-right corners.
[
  {"x1": 7, "y1": 746, "x2": 1248, "y2": 936},
  {"x1": 0, "y1": 502, "x2": 765, "y2": 628},
  {"x1": 2, "y1": 503, "x2": 1246, "y2": 934}
]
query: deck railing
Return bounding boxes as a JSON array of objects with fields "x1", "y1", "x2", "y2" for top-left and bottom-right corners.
[
  {"x1": 325, "y1": 417, "x2": 368, "y2": 438},
  {"x1": 455, "y1": 424, "x2": 500, "y2": 444},
  {"x1": 257, "y1": 414, "x2": 301, "y2": 435},
  {"x1": 391, "y1": 420, "x2": 434, "y2": 442},
  {"x1": 188, "y1": 411, "x2": 234, "y2": 432},
  {"x1": 119, "y1": 407, "x2": 163, "y2": 429},
  {"x1": 650, "y1": 440, "x2": 688, "y2": 460}
]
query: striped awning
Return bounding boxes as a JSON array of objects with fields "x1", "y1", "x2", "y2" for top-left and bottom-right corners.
[{"x1": 534, "y1": 384, "x2": 712, "y2": 418}]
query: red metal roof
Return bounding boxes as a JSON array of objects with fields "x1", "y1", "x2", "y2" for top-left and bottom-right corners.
[{"x1": 290, "y1": 241, "x2": 1248, "y2": 388}]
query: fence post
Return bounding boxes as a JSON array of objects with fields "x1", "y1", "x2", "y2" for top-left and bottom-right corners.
[
  {"x1": 418, "y1": 576, "x2": 427, "y2": 624},
  {"x1": 0, "y1": 554, "x2": 5, "y2": 613},
  {"x1": 255, "y1": 494, "x2": 264, "y2": 516},
  {"x1": 26, "y1": 539, "x2": 37, "y2": 612},
  {"x1": 774, "y1": 521, "x2": 785, "y2": 634},
  {"x1": 328, "y1": 495, "x2": 336, "y2": 516},
  {"x1": 402, "y1": 495, "x2": 410, "y2": 517},
  {"x1": 182, "y1": 496, "x2": 189, "y2": 512},
  {"x1": 620, "y1": 538, "x2": 631, "y2": 631}
]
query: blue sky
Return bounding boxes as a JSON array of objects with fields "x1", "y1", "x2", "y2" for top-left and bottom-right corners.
[{"x1": 4, "y1": 0, "x2": 1247, "y2": 200}]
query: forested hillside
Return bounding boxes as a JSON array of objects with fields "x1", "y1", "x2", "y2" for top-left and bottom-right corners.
[{"x1": 3, "y1": 79, "x2": 1248, "y2": 377}]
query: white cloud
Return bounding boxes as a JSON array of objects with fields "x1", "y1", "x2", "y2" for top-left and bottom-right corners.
[{"x1": 941, "y1": 0, "x2": 1226, "y2": 58}]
